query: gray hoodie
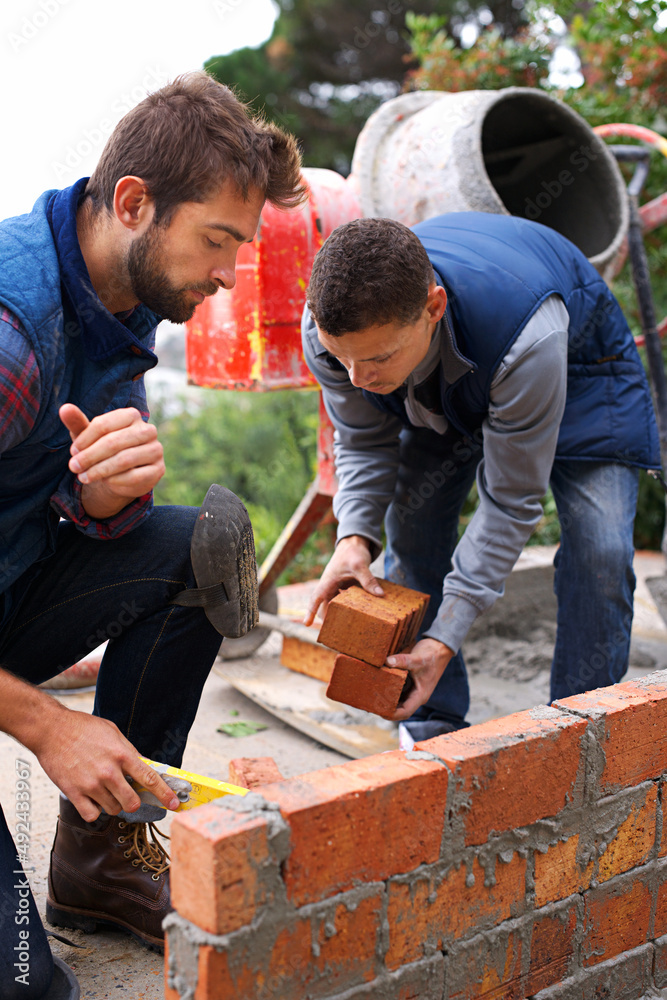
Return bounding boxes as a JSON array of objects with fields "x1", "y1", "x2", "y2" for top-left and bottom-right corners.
[{"x1": 301, "y1": 295, "x2": 569, "y2": 653}]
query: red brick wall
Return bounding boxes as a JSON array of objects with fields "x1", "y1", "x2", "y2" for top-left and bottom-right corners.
[{"x1": 165, "y1": 672, "x2": 667, "y2": 999}]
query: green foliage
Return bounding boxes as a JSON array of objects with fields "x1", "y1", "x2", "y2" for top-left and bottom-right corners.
[
  {"x1": 153, "y1": 389, "x2": 336, "y2": 579},
  {"x1": 557, "y1": 1, "x2": 667, "y2": 340},
  {"x1": 406, "y1": 0, "x2": 667, "y2": 105},
  {"x1": 405, "y1": 10, "x2": 553, "y2": 91},
  {"x1": 217, "y1": 720, "x2": 268, "y2": 737},
  {"x1": 565, "y1": 0, "x2": 667, "y2": 119},
  {"x1": 459, "y1": 477, "x2": 665, "y2": 550}
]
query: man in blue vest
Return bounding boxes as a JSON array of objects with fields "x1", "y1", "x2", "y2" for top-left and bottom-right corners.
[
  {"x1": 302, "y1": 214, "x2": 660, "y2": 745},
  {"x1": 0, "y1": 72, "x2": 304, "y2": 997}
]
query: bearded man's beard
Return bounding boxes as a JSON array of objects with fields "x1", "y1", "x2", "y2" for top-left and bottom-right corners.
[{"x1": 127, "y1": 225, "x2": 217, "y2": 323}]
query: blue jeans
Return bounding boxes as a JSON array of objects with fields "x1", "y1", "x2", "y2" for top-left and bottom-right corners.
[
  {"x1": 384, "y1": 426, "x2": 639, "y2": 725},
  {"x1": 0, "y1": 505, "x2": 222, "y2": 995}
]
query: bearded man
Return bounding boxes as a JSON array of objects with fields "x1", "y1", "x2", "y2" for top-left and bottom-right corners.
[{"x1": 0, "y1": 71, "x2": 304, "y2": 998}]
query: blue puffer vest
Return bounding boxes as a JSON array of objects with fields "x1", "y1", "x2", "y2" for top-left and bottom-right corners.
[
  {"x1": 0, "y1": 182, "x2": 159, "y2": 597},
  {"x1": 363, "y1": 213, "x2": 660, "y2": 469}
]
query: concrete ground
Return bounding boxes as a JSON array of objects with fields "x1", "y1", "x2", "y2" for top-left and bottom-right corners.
[{"x1": 2, "y1": 549, "x2": 667, "y2": 998}]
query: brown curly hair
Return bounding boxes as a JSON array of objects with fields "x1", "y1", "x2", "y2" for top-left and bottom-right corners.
[
  {"x1": 86, "y1": 71, "x2": 307, "y2": 224},
  {"x1": 307, "y1": 217, "x2": 435, "y2": 336}
]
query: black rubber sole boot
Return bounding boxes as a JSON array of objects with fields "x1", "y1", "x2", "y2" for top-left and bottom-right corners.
[
  {"x1": 45, "y1": 900, "x2": 164, "y2": 954},
  {"x1": 172, "y1": 484, "x2": 259, "y2": 638}
]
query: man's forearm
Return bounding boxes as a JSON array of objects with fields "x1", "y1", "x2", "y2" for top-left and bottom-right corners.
[{"x1": 0, "y1": 665, "x2": 66, "y2": 754}]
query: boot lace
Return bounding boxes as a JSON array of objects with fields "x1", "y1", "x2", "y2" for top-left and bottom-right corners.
[{"x1": 118, "y1": 821, "x2": 170, "y2": 880}]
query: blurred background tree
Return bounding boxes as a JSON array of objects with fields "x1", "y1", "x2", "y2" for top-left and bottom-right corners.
[
  {"x1": 152, "y1": 388, "x2": 333, "y2": 583},
  {"x1": 204, "y1": 0, "x2": 530, "y2": 174}
]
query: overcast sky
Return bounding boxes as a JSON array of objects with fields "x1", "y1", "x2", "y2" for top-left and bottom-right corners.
[{"x1": 0, "y1": 0, "x2": 278, "y2": 221}]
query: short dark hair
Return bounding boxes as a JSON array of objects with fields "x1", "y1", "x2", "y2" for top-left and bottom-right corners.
[
  {"x1": 306, "y1": 217, "x2": 435, "y2": 336},
  {"x1": 86, "y1": 71, "x2": 307, "y2": 224}
]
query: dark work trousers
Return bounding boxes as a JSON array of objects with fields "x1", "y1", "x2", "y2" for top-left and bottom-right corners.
[{"x1": 0, "y1": 505, "x2": 222, "y2": 997}]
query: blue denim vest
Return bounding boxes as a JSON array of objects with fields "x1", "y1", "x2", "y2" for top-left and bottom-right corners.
[
  {"x1": 0, "y1": 179, "x2": 160, "y2": 597},
  {"x1": 363, "y1": 213, "x2": 660, "y2": 469}
]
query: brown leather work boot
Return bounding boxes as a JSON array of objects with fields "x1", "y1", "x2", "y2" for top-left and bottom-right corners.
[{"x1": 46, "y1": 795, "x2": 171, "y2": 951}]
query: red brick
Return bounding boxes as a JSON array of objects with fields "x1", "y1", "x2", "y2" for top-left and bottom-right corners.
[
  {"x1": 228, "y1": 756, "x2": 283, "y2": 789},
  {"x1": 386, "y1": 854, "x2": 527, "y2": 969},
  {"x1": 583, "y1": 872, "x2": 652, "y2": 966},
  {"x1": 318, "y1": 579, "x2": 429, "y2": 666},
  {"x1": 535, "y1": 785, "x2": 658, "y2": 906},
  {"x1": 528, "y1": 905, "x2": 578, "y2": 995},
  {"x1": 414, "y1": 707, "x2": 587, "y2": 845},
  {"x1": 447, "y1": 930, "x2": 523, "y2": 1000},
  {"x1": 534, "y1": 835, "x2": 594, "y2": 907},
  {"x1": 555, "y1": 675, "x2": 667, "y2": 793},
  {"x1": 326, "y1": 653, "x2": 408, "y2": 718},
  {"x1": 170, "y1": 802, "x2": 271, "y2": 935},
  {"x1": 189, "y1": 892, "x2": 382, "y2": 999},
  {"x1": 311, "y1": 957, "x2": 445, "y2": 1000},
  {"x1": 596, "y1": 783, "x2": 657, "y2": 882},
  {"x1": 532, "y1": 943, "x2": 653, "y2": 1000},
  {"x1": 659, "y1": 778, "x2": 667, "y2": 857},
  {"x1": 280, "y1": 634, "x2": 336, "y2": 682},
  {"x1": 259, "y1": 751, "x2": 449, "y2": 906},
  {"x1": 447, "y1": 904, "x2": 577, "y2": 1000},
  {"x1": 388, "y1": 958, "x2": 445, "y2": 1000}
]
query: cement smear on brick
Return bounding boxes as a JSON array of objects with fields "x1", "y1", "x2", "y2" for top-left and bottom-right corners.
[{"x1": 404, "y1": 749, "x2": 448, "y2": 767}]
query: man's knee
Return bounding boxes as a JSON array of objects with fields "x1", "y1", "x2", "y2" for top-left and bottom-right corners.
[{"x1": 559, "y1": 511, "x2": 634, "y2": 575}]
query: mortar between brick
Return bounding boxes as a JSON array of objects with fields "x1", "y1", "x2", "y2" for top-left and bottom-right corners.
[
  {"x1": 443, "y1": 897, "x2": 582, "y2": 999},
  {"x1": 168, "y1": 675, "x2": 667, "y2": 1000},
  {"x1": 530, "y1": 941, "x2": 654, "y2": 1000},
  {"x1": 167, "y1": 883, "x2": 391, "y2": 999}
]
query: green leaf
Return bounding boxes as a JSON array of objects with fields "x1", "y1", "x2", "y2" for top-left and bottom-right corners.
[{"x1": 217, "y1": 721, "x2": 269, "y2": 738}]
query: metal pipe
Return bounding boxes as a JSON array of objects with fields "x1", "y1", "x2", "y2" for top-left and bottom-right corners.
[
  {"x1": 621, "y1": 151, "x2": 667, "y2": 559},
  {"x1": 625, "y1": 164, "x2": 667, "y2": 448},
  {"x1": 257, "y1": 610, "x2": 320, "y2": 645}
]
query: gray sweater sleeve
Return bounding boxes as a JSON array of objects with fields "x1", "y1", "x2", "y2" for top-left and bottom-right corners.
[
  {"x1": 423, "y1": 295, "x2": 569, "y2": 651},
  {"x1": 302, "y1": 296, "x2": 569, "y2": 650},
  {"x1": 301, "y1": 308, "x2": 403, "y2": 559}
]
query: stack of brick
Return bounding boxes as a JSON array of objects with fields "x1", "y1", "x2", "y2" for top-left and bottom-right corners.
[
  {"x1": 318, "y1": 580, "x2": 430, "y2": 666},
  {"x1": 316, "y1": 580, "x2": 429, "y2": 716},
  {"x1": 165, "y1": 671, "x2": 667, "y2": 1000}
]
